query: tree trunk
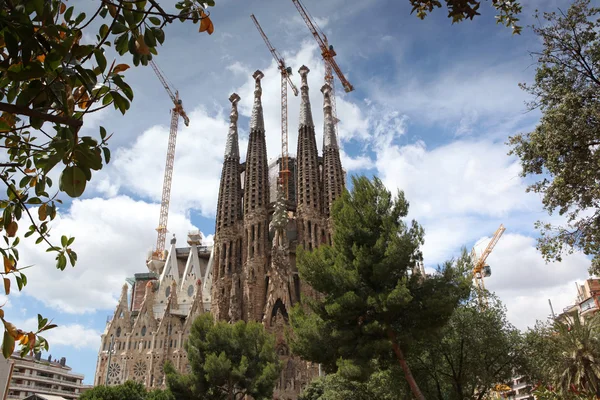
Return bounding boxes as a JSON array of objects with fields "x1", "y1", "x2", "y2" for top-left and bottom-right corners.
[{"x1": 387, "y1": 327, "x2": 426, "y2": 400}]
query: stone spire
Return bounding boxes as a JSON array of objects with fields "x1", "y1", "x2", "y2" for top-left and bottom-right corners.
[
  {"x1": 211, "y1": 93, "x2": 244, "y2": 321},
  {"x1": 243, "y1": 70, "x2": 269, "y2": 215},
  {"x1": 224, "y1": 93, "x2": 240, "y2": 159},
  {"x1": 242, "y1": 70, "x2": 270, "y2": 322},
  {"x1": 298, "y1": 65, "x2": 314, "y2": 128},
  {"x1": 322, "y1": 84, "x2": 337, "y2": 150},
  {"x1": 321, "y1": 84, "x2": 345, "y2": 228},
  {"x1": 296, "y1": 65, "x2": 322, "y2": 251},
  {"x1": 250, "y1": 70, "x2": 265, "y2": 131}
]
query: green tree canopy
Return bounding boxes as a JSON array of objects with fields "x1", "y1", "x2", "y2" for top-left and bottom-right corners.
[
  {"x1": 80, "y1": 380, "x2": 174, "y2": 400},
  {"x1": 289, "y1": 176, "x2": 471, "y2": 400},
  {"x1": 508, "y1": 0, "x2": 600, "y2": 273},
  {"x1": 524, "y1": 313, "x2": 600, "y2": 399},
  {"x1": 298, "y1": 364, "x2": 407, "y2": 400},
  {"x1": 0, "y1": 0, "x2": 214, "y2": 357},
  {"x1": 165, "y1": 313, "x2": 281, "y2": 400},
  {"x1": 409, "y1": 0, "x2": 522, "y2": 33},
  {"x1": 409, "y1": 296, "x2": 525, "y2": 400}
]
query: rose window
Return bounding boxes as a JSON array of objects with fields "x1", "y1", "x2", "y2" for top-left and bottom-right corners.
[
  {"x1": 134, "y1": 361, "x2": 147, "y2": 377},
  {"x1": 107, "y1": 363, "x2": 121, "y2": 384}
]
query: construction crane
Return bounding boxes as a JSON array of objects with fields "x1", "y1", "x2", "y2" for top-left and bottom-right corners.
[
  {"x1": 250, "y1": 14, "x2": 298, "y2": 199},
  {"x1": 149, "y1": 60, "x2": 189, "y2": 261},
  {"x1": 291, "y1": 0, "x2": 353, "y2": 140},
  {"x1": 471, "y1": 224, "x2": 506, "y2": 307}
]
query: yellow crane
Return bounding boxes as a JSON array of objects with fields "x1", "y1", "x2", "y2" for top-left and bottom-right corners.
[
  {"x1": 148, "y1": 60, "x2": 189, "y2": 261},
  {"x1": 250, "y1": 14, "x2": 299, "y2": 199},
  {"x1": 291, "y1": 0, "x2": 353, "y2": 139},
  {"x1": 471, "y1": 224, "x2": 505, "y2": 307}
]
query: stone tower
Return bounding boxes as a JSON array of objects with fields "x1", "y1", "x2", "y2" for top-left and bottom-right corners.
[
  {"x1": 321, "y1": 84, "x2": 345, "y2": 243},
  {"x1": 242, "y1": 70, "x2": 270, "y2": 322},
  {"x1": 295, "y1": 66, "x2": 323, "y2": 251},
  {"x1": 212, "y1": 93, "x2": 244, "y2": 321}
]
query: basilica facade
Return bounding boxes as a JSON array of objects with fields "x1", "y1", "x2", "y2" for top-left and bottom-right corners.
[{"x1": 94, "y1": 65, "x2": 345, "y2": 400}]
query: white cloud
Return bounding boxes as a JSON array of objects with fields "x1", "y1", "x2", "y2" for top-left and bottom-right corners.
[
  {"x1": 16, "y1": 317, "x2": 100, "y2": 350},
  {"x1": 18, "y1": 196, "x2": 199, "y2": 313},
  {"x1": 377, "y1": 140, "x2": 537, "y2": 223},
  {"x1": 94, "y1": 106, "x2": 229, "y2": 217}
]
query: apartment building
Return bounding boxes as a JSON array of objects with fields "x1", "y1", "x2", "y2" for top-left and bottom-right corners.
[
  {"x1": 4, "y1": 353, "x2": 86, "y2": 400},
  {"x1": 502, "y1": 376, "x2": 534, "y2": 400}
]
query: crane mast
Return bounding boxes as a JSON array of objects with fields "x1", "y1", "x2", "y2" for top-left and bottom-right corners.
[
  {"x1": 149, "y1": 60, "x2": 189, "y2": 260},
  {"x1": 250, "y1": 14, "x2": 299, "y2": 199},
  {"x1": 471, "y1": 224, "x2": 505, "y2": 307},
  {"x1": 291, "y1": 0, "x2": 353, "y2": 142}
]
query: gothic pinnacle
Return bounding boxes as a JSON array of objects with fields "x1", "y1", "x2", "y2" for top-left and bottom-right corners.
[
  {"x1": 298, "y1": 65, "x2": 314, "y2": 128},
  {"x1": 321, "y1": 84, "x2": 337, "y2": 150},
  {"x1": 225, "y1": 93, "x2": 240, "y2": 159},
  {"x1": 250, "y1": 70, "x2": 265, "y2": 131}
]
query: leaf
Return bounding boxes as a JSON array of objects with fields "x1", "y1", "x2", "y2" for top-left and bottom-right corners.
[
  {"x1": 94, "y1": 50, "x2": 107, "y2": 72},
  {"x1": 112, "y1": 23, "x2": 128, "y2": 35},
  {"x1": 6, "y1": 222, "x2": 17, "y2": 237},
  {"x1": 3, "y1": 257, "x2": 13, "y2": 274},
  {"x1": 59, "y1": 166, "x2": 87, "y2": 198},
  {"x1": 38, "y1": 204, "x2": 47, "y2": 221},
  {"x1": 144, "y1": 28, "x2": 156, "y2": 47},
  {"x1": 61, "y1": 235, "x2": 67, "y2": 247},
  {"x1": 100, "y1": 126, "x2": 107, "y2": 140},
  {"x1": 113, "y1": 64, "x2": 129, "y2": 74},
  {"x1": 56, "y1": 253, "x2": 67, "y2": 270},
  {"x1": 2, "y1": 330, "x2": 15, "y2": 359},
  {"x1": 0, "y1": 309, "x2": 4, "y2": 319},
  {"x1": 149, "y1": 16, "x2": 161, "y2": 25},
  {"x1": 108, "y1": 4, "x2": 117, "y2": 17},
  {"x1": 153, "y1": 28, "x2": 165, "y2": 45},
  {"x1": 28, "y1": 332, "x2": 35, "y2": 349},
  {"x1": 103, "y1": 147, "x2": 111, "y2": 164},
  {"x1": 60, "y1": 2, "x2": 66, "y2": 14},
  {"x1": 3, "y1": 279, "x2": 9, "y2": 295},
  {"x1": 199, "y1": 11, "x2": 214, "y2": 35}
]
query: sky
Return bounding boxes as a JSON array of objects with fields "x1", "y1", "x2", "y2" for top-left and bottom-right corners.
[{"x1": 6, "y1": 0, "x2": 591, "y2": 385}]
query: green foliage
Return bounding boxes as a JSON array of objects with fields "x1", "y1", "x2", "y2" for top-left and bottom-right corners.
[
  {"x1": 409, "y1": 296, "x2": 525, "y2": 399},
  {"x1": 507, "y1": 0, "x2": 600, "y2": 274},
  {"x1": 408, "y1": 0, "x2": 522, "y2": 33},
  {"x1": 289, "y1": 176, "x2": 471, "y2": 399},
  {"x1": 80, "y1": 380, "x2": 174, "y2": 400},
  {"x1": 165, "y1": 313, "x2": 281, "y2": 400},
  {"x1": 299, "y1": 364, "x2": 407, "y2": 400},
  {"x1": 0, "y1": 0, "x2": 214, "y2": 357},
  {"x1": 524, "y1": 313, "x2": 600, "y2": 398}
]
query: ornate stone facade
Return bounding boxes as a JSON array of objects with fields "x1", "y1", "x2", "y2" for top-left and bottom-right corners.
[
  {"x1": 94, "y1": 65, "x2": 346, "y2": 400},
  {"x1": 94, "y1": 233, "x2": 212, "y2": 388}
]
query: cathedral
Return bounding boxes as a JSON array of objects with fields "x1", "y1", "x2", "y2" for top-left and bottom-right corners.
[{"x1": 94, "y1": 65, "x2": 346, "y2": 400}]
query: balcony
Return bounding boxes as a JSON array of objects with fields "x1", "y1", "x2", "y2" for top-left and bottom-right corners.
[
  {"x1": 11, "y1": 371, "x2": 83, "y2": 388},
  {"x1": 8, "y1": 382, "x2": 79, "y2": 399}
]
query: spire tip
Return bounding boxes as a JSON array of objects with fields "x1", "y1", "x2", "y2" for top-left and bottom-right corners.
[{"x1": 229, "y1": 92, "x2": 240, "y2": 104}]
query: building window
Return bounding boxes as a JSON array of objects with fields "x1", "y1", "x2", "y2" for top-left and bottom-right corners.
[
  {"x1": 141, "y1": 326, "x2": 147, "y2": 336},
  {"x1": 116, "y1": 327, "x2": 121, "y2": 337}
]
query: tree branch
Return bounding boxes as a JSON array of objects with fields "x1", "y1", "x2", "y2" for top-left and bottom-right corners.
[{"x1": 0, "y1": 102, "x2": 82, "y2": 128}]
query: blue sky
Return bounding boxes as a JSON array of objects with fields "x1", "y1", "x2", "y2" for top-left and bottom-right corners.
[{"x1": 6, "y1": 0, "x2": 591, "y2": 384}]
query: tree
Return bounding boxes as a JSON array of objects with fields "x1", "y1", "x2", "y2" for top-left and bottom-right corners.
[
  {"x1": 80, "y1": 380, "x2": 174, "y2": 400},
  {"x1": 507, "y1": 0, "x2": 600, "y2": 274},
  {"x1": 289, "y1": 176, "x2": 471, "y2": 400},
  {"x1": 165, "y1": 313, "x2": 281, "y2": 400},
  {"x1": 409, "y1": 296, "x2": 525, "y2": 400},
  {"x1": 524, "y1": 313, "x2": 600, "y2": 398},
  {"x1": 0, "y1": 0, "x2": 214, "y2": 357},
  {"x1": 408, "y1": 0, "x2": 522, "y2": 33},
  {"x1": 298, "y1": 364, "x2": 408, "y2": 400}
]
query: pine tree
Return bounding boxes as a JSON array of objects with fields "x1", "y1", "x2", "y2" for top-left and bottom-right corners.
[{"x1": 289, "y1": 176, "x2": 471, "y2": 400}]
